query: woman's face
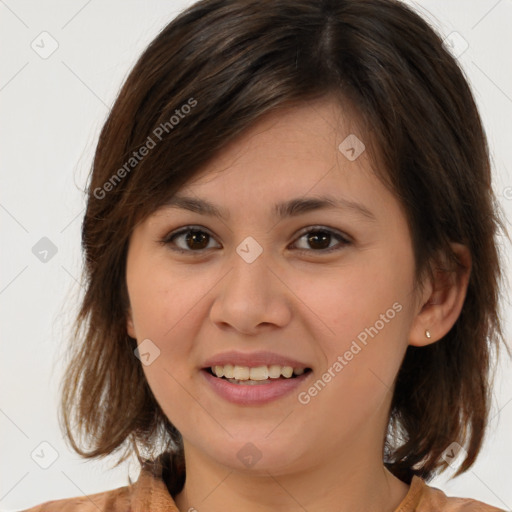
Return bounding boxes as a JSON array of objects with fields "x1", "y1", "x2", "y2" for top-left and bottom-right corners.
[{"x1": 125, "y1": 97, "x2": 426, "y2": 476}]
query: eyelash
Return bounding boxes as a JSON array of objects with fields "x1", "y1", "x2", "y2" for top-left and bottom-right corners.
[{"x1": 159, "y1": 225, "x2": 351, "y2": 256}]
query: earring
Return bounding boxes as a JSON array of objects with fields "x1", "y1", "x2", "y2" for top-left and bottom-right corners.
[{"x1": 425, "y1": 329, "x2": 431, "y2": 339}]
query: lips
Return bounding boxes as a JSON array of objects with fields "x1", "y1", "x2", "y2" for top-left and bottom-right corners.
[
  {"x1": 201, "y1": 366, "x2": 312, "y2": 405},
  {"x1": 200, "y1": 350, "x2": 313, "y2": 405}
]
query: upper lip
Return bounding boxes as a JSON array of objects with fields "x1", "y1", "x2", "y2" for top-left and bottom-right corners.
[{"x1": 202, "y1": 350, "x2": 311, "y2": 369}]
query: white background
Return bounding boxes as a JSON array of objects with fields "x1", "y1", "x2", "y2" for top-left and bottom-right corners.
[{"x1": 1, "y1": 1, "x2": 511, "y2": 511}]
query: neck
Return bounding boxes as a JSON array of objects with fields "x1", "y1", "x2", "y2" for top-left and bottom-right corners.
[{"x1": 173, "y1": 440, "x2": 409, "y2": 512}]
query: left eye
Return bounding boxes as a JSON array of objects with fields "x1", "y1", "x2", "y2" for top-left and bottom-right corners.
[
  {"x1": 161, "y1": 226, "x2": 351, "y2": 254},
  {"x1": 293, "y1": 227, "x2": 351, "y2": 253}
]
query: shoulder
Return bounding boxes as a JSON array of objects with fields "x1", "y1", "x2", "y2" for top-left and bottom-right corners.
[
  {"x1": 397, "y1": 476, "x2": 507, "y2": 512},
  {"x1": 16, "y1": 454, "x2": 180, "y2": 512},
  {"x1": 16, "y1": 484, "x2": 132, "y2": 512}
]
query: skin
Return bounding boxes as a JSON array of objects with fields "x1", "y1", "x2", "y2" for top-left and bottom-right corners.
[{"x1": 125, "y1": 96, "x2": 471, "y2": 512}]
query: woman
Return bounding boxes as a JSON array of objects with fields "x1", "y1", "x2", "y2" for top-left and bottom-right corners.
[{"x1": 22, "y1": 0, "x2": 509, "y2": 510}]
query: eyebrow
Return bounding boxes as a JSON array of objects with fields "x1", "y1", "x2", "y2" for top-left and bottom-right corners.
[{"x1": 162, "y1": 194, "x2": 377, "y2": 222}]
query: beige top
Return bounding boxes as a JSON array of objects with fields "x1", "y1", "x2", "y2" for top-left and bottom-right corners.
[{"x1": 19, "y1": 454, "x2": 506, "y2": 512}]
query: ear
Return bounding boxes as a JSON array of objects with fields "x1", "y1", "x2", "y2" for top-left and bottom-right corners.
[
  {"x1": 126, "y1": 308, "x2": 136, "y2": 339},
  {"x1": 408, "y1": 243, "x2": 471, "y2": 347}
]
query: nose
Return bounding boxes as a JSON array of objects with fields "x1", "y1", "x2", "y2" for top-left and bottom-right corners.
[{"x1": 209, "y1": 244, "x2": 292, "y2": 335}]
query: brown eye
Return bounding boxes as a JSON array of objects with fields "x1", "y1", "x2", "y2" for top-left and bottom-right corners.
[
  {"x1": 183, "y1": 229, "x2": 210, "y2": 250},
  {"x1": 292, "y1": 227, "x2": 351, "y2": 254},
  {"x1": 163, "y1": 227, "x2": 220, "y2": 253},
  {"x1": 161, "y1": 225, "x2": 350, "y2": 256},
  {"x1": 306, "y1": 231, "x2": 331, "y2": 250}
]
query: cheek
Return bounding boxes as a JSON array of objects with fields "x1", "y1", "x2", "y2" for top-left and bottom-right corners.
[
  {"x1": 297, "y1": 285, "x2": 409, "y2": 438},
  {"x1": 127, "y1": 258, "x2": 198, "y2": 341},
  {"x1": 126, "y1": 258, "x2": 222, "y2": 387},
  {"x1": 290, "y1": 252, "x2": 412, "y2": 400},
  {"x1": 291, "y1": 256, "x2": 408, "y2": 347},
  {"x1": 127, "y1": 262, "x2": 202, "y2": 426}
]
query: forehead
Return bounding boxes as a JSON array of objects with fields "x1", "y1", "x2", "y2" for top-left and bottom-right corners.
[{"x1": 165, "y1": 97, "x2": 397, "y2": 223}]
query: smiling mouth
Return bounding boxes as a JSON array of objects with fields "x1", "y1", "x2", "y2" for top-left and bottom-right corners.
[{"x1": 204, "y1": 365, "x2": 312, "y2": 385}]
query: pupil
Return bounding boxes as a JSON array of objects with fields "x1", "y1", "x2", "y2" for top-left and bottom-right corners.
[
  {"x1": 187, "y1": 230, "x2": 208, "y2": 249},
  {"x1": 308, "y1": 232, "x2": 330, "y2": 250}
]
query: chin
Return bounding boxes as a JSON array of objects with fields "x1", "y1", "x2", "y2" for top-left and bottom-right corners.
[{"x1": 191, "y1": 434, "x2": 305, "y2": 475}]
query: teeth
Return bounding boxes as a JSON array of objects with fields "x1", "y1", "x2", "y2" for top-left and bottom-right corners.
[
  {"x1": 249, "y1": 366, "x2": 268, "y2": 380},
  {"x1": 211, "y1": 364, "x2": 307, "y2": 380},
  {"x1": 268, "y1": 365, "x2": 281, "y2": 379},
  {"x1": 224, "y1": 364, "x2": 234, "y2": 379},
  {"x1": 233, "y1": 365, "x2": 250, "y2": 380},
  {"x1": 281, "y1": 366, "x2": 293, "y2": 378}
]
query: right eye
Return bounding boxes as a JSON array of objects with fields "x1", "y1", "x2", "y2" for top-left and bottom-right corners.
[{"x1": 160, "y1": 226, "x2": 220, "y2": 254}]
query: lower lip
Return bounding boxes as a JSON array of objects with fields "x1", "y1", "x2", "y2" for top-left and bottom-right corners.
[{"x1": 201, "y1": 369, "x2": 312, "y2": 405}]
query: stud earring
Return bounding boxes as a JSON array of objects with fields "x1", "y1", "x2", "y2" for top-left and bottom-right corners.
[{"x1": 425, "y1": 329, "x2": 431, "y2": 339}]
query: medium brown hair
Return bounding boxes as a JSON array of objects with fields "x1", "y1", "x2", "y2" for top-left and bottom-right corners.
[{"x1": 60, "y1": 0, "x2": 509, "y2": 492}]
